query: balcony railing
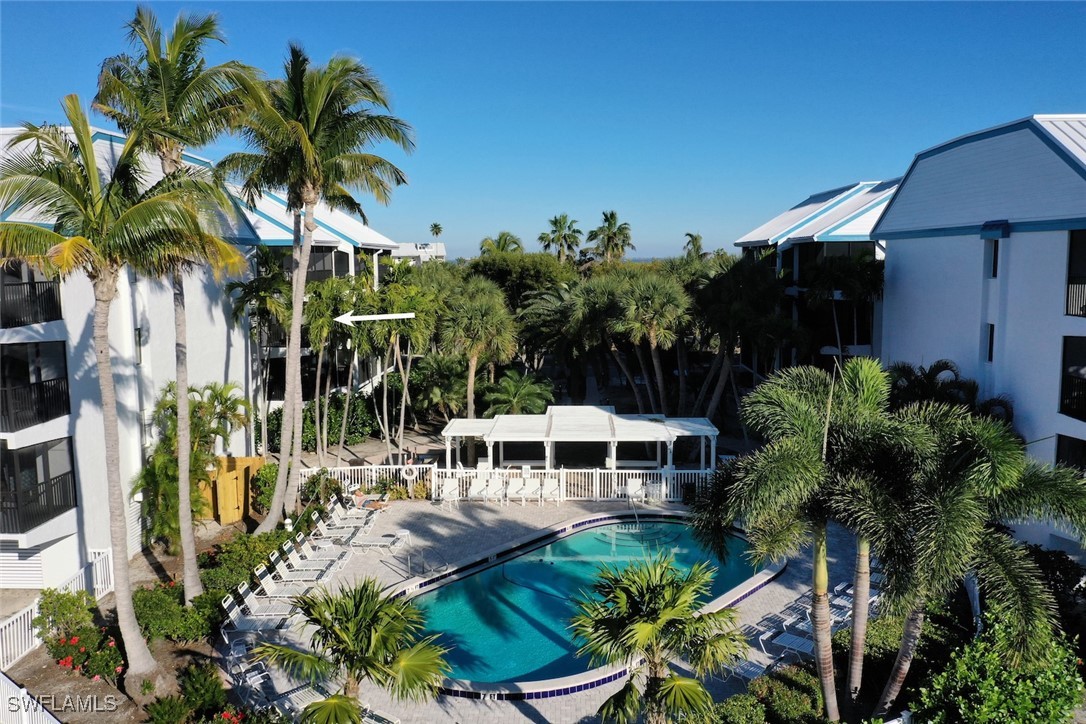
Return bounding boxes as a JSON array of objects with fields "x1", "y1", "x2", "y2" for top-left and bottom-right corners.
[
  {"x1": 1068, "y1": 278, "x2": 1086, "y2": 317},
  {"x1": 0, "y1": 378, "x2": 70, "y2": 432},
  {"x1": 0, "y1": 281, "x2": 62, "y2": 328},
  {"x1": 1061, "y1": 374, "x2": 1086, "y2": 421},
  {"x1": 0, "y1": 471, "x2": 77, "y2": 534}
]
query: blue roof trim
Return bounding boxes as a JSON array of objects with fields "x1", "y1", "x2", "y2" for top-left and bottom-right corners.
[
  {"x1": 89, "y1": 130, "x2": 215, "y2": 169},
  {"x1": 241, "y1": 200, "x2": 295, "y2": 237},
  {"x1": 263, "y1": 191, "x2": 360, "y2": 247},
  {"x1": 816, "y1": 195, "x2": 893, "y2": 242},
  {"x1": 874, "y1": 119, "x2": 1086, "y2": 238},
  {"x1": 769, "y1": 183, "x2": 874, "y2": 244},
  {"x1": 880, "y1": 217, "x2": 1086, "y2": 241},
  {"x1": 819, "y1": 234, "x2": 875, "y2": 242}
]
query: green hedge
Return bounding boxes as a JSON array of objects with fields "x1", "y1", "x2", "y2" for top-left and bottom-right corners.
[{"x1": 262, "y1": 391, "x2": 376, "y2": 453}]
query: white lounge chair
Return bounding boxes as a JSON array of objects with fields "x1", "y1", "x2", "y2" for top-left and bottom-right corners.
[
  {"x1": 236, "y1": 582, "x2": 296, "y2": 618},
  {"x1": 350, "y1": 534, "x2": 407, "y2": 555},
  {"x1": 466, "y1": 475, "x2": 488, "y2": 502},
  {"x1": 254, "y1": 565, "x2": 313, "y2": 599},
  {"x1": 270, "y1": 551, "x2": 337, "y2": 583},
  {"x1": 220, "y1": 596, "x2": 292, "y2": 643},
  {"x1": 541, "y1": 477, "x2": 562, "y2": 506},
  {"x1": 439, "y1": 476, "x2": 460, "y2": 508},
  {"x1": 625, "y1": 477, "x2": 645, "y2": 505},
  {"x1": 486, "y1": 475, "x2": 506, "y2": 504},
  {"x1": 272, "y1": 684, "x2": 328, "y2": 718},
  {"x1": 282, "y1": 540, "x2": 349, "y2": 572}
]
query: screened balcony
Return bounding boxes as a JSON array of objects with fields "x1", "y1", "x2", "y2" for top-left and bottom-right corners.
[
  {"x1": 0, "y1": 438, "x2": 77, "y2": 535},
  {"x1": 0, "y1": 263, "x2": 61, "y2": 328}
]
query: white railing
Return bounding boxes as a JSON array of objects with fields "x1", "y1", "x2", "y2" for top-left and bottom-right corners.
[
  {"x1": 0, "y1": 549, "x2": 113, "y2": 670},
  {"x1": 0, "y1": 671, "x2": 62, "y2": 724},
  {"x1": 301, "y1": 464, "x2": 714, "y2": 502}
]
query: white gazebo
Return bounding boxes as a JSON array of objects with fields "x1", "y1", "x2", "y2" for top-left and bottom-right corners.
[{"x1": 440, "y1": 405, "x2": 719, "y2": 472}]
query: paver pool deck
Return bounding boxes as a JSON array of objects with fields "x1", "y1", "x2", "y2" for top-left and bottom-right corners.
[{"x1": 258, "y1": 499, "x2": 855, "y2": 724}]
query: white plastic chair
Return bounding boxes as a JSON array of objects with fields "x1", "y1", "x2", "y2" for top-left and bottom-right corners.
[{"x1": 541, "y1": 477, "x2": 562, "y2": 506}]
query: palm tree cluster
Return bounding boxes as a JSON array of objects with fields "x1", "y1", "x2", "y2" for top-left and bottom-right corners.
[
  {"x1": 0, "y1": 6, "x2": 411, "y2": 685},
  {"x1": 690, "y1": 358, "x2": 1086, "y2": 721}
]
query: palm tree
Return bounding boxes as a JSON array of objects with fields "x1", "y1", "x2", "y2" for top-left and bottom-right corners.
[
  {"x1": 94, "y1": 5, "x2": 255, "y2": 606},
  {"x1": 227, "y1": 245, "x2": 290, "y2": 458},
  {"x1": 587, "y1": 210, "x2": 634, "y2": 263},
  {"x1": 255, "y1": 580, "x2": 449, "y2": 716},
  {"x1": 221, "y1": 44, "x2": 413, "y2": 530},
  {"x1": 886, "y1": 358, "x2": 1015, "y2": 423},
  {"x1": 413, "y1": 354, "x2": 468, "y2": 423},
  {"x1": 484, "y1": 370, "x2": 553, "y2": 416},
  {"x1": 479, "y1": 230, "x2": 523, "y2": 255},
  {"x1": 804, "y1": 251, "x2": 884, "y2": 365},
  {"x1": 571, "y1": 554, "x2": 747, "y2": 724},
  {"x1": 303, "y1": 276, "x2": 350, "y2": 465},
  {"x1": 429, "y1": 222, "x2": 442, "y2": 239},
  {"x1": 537, "y1": 214, "x2": 582, "y2": 264},
  {"x1": 0, "y1": 97, "x2": 236, "y2": 680},
  {"x1": 683, "y1": 232, "x2": 704, "y2": 259},
  {"x1": 571, "y1": 275, "x2": 649, "y2": 413},
  {"x1": 618, "y1": 271, "x2": 690, "y2": 415},
  {"x1": 440, "y1": 277, "x2": 516, "y2": 462}
]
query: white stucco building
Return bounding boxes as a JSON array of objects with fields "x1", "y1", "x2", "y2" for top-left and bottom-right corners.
[{"x1": 874, "y1": 115, "x2": 1086, "y2": 550}]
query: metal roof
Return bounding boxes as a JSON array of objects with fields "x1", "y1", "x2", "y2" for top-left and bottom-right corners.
[
  {"x1": 781, "y1": 179, "x2": 900, "y2": 246},
  {"x1": 1034, "y1": 116, "x2": 1086, "y2": 172},
  {"x1": 231, "y1": 191, "x2": 399, "y2": 251},
  {"x1": 441, "y1": 405, "x2": 718, "y2": 443},
  {"x1": 734, "y1": 183, "x2": 867, "y2": 247}
]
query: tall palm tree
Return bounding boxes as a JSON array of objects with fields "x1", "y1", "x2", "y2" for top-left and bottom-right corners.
[
  {"x1": 571, "y1": 554, "x2": 747, "y2": 724},
  {"x1": 440, "y1": 276, "x2": 516, "y2": 462},
  {"x1": 221, "y1": 44, "x2": 413, "y2": 530},
  {"x1": 0, "y1": 97, "x2": 238, "y2": 680},
  {"x1": 587, "y1": 210, "x2": 633, "y2": 263},
  {"x1": 303, "y1": 276, "x2": 350, "y2": 466},
  {"x1": 571, "y1": 274, "x2": 649, "y2": 413},
  {"x1": 429, "y1": 222, "x2": 442, "y2": 239},
  {"x1": 94, "y1": 5, "x2": 255, "y2": 606},
  {"x1": 255, "y1": 580, "x2": 449, "y2": 716},
  {"x1": 618, "y1": 271, "x2": 690, "y2": 416},
  {"x1": 805, "y1": 251, "x2": 884, "y2": 365},
  {"x1": 484, "y1": 370, "x2": 553, "y2": 416},
  {"x1": 479, "y1": 230, "x2": 523, "y2": 255},
  {"x1": 886, "y1": 358, "x2": 1015, "y2": 423},
  {"x1": 227, "y1": 244, "x2": 290, "y2": 459},
  {"x1": 683, "y1": 232, "x2": 704, "y2": 259},
  {"x1": 537, "y1": 214, "x2": 582, "y2": 264}
]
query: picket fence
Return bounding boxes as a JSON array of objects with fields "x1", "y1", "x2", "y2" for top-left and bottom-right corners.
[
  {"x1": 0, "y1": 670, "x2": 62, "y2": 724},
  {"x1": 0, "y1": 549, "x2": 113, "y2": 671}
]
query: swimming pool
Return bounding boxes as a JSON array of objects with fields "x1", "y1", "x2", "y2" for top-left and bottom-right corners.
[{"x1": 412, "y1": 518, "x2": 757, "y2": 686}]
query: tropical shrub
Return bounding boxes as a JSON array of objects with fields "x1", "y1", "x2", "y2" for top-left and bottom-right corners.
[
  {"x1": 263, "y1": 392, "x2": 376, "y2": 453},
  {"x1": 178, "y1": 662, "x2": 227, "y2": 718},
  {"x1": 133, "y1": 581, "x2": 213, "y2": 642},
  {"x1": 145, "y1": 695, "x2": 190, "y2": 724},
  {"x1": 32, "y1": 588, "x2": 95, "y2": 640},
  {"x1": 198, "y1": 529, "x2": 292, "y2": 598},
  {"x1": 687, "y1": 694, "x2": 767, "y2": 724},
  {"x1": 301, "y1": 468, "x2": 343, "y2": 506},
  {"x1": 747, "y1": 664, "x2": 823, "y2": 724},
  {"x1": 913, "y1": 622, "x2": 1084, "y2": 723},
  {"x1": 251, "y1": 463, "x2": 278, "y2": 515},
  {"x1": 411, "y1": 481, "x2": 430, "y2": 500},
  {"x1": 46, "y1": 626, "x2": 124, "y2": 683}
]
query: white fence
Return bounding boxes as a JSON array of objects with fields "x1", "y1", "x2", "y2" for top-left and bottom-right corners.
[
  {"x1": 302, "y1": 464, "x2": 714, "y2": 502},
  {"x1": 0, "y1": 670, "x2": 62, "y2": 724},
  {"x1": 0, "y1": 549, "x2": 113, "y2": 671}
]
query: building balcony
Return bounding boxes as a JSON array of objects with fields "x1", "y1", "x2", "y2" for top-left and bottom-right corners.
[
  {"x1": 0, "y1": 281, "x2": 62, "y2": 328},
  {"x1": 0, "y1": 470, "x2": 77, "y2": 535},
  {"x1": 0, "y1": 378, "x2": 70, "y2": 432},
  {"x1": 1060, "y1": 374, "x2": 1086, "y2": 422},
  {"x1": 1068, "y1": 277, "x2": 1086, "y2": 317}
]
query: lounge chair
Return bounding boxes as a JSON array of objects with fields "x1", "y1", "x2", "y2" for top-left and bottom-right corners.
[
  {"x1": 726, "y1": 659, "x2": 771, "y2": 682},
  {"x1": 292, "y1": 533, "x2": 348, "y2": 562},
  {"x1": 759, "y1": 630, "x2": 814, "y2": 657},
  {"x1": 220, "y1": 596, "x2": 292, "y2": 643},
  {"x1": 486, "y1": 475, "x2": 506, "y2": 504},
  {"x1": 254, "y1": 565, "x2": 313, "y2": 599},
  {"x1": 514, "y1": 477, "x2": 542, "y2": 506},
  {"x1": 272, "y1": 684, "x2": 328, "y2": 718},
  {"x1": 439, "y1": 476, "x2": 460, "y2": 508},
  {"x1": 466, "y1": 475, "x2": 488, "y2": 502},
  {"x1": 236, "y1": 582, "x2": 296, "y2": 618},
  {"x1": 310, "y1": 511, "x2": 367, "y2": 545},
  {"x1": 282, "y1": 540, "x2": 349, "y2": 572},
  {"x1": 625, "y1": 477, "x2": 645, "y2": 505},
  {"x1": 269, "y1": 551, "x2": 338, "y2": 583},
  {"x1": 350, "y1": 533, "x2": 407, "y2": 555},
  {"x1": 541, "y1": 477, "x2": 562, "y2": 506}
]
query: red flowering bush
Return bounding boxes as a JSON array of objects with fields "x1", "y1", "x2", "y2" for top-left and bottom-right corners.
[{"x1": 46, "y1": 626, "x2": 125, "y2": 684}]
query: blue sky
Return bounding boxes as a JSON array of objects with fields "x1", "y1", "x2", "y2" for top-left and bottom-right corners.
[{"x1": 3, "y1": 2, "x2": 1085, "y2": 259}]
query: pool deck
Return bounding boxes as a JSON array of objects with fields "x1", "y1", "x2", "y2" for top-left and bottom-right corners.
[{"x1": 258, "y1": 500, "x2": 855, "y2": 723}]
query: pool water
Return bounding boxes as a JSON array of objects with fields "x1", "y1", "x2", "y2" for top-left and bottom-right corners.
[{"x1": 413, "y1": 519, "x2": 754, "y2": 684}]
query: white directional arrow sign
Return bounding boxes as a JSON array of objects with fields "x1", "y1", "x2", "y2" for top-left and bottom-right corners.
[{"x1": 334, "y1": 311, "x2": 416, "y2": 327}]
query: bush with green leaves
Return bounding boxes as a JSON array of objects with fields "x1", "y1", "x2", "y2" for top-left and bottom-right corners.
[
  {"x1": 32, "y1": 588, "x2": 95, "y2": 640},
  {"x1": 198, "y1": 529, "x2": 292, "y2": 601},
  {"x1": 913, "y1": 622, "x2": 1084, "y2": 723},
  {"x1": 45, "y1": 626, "x2": 124, "y2": 683},
  {"x1": 145, "y1": 695, "x2": 189, "y2": 724},
  {"x1": 250, "y1": 462, "x2": 278, "y2": 515},
  {"x1": 301, "y1": 468, "x2": 343, "y2": 506},
  {"x1": 747, "y1": 664, "x2": 823, "y2": 724},
  {"x1": 178, "y1": 661, "x2": 227, "y2": 719},
  {"x1": 132, "y1": 581, "x2": 212, "y2": 642},
  {"x1": 686, "y1": 694, "x2": 767, "y2": 724},
  {"x1": 263, "y1": 391, "x2": 376, "y2": 453}
]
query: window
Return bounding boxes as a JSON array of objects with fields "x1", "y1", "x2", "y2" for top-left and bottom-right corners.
[
  {"x1": 987, "y1": 238, "x2": 999, "y2": 278},
  {"x1": 1060, "y1": 337, "x2": 1086, "y2": 421},
  {"x1": 986, "y1": 324, "x2": 995, "y2": 363},
  {"x1": 1067, "y1": 231, "x2": 1086, "y2": 316},
  {"x1": 1057, "y1": 435, "x2": 1086, "y2": 471}
]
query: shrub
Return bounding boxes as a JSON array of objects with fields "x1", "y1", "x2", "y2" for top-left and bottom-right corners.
[
  {"x1": 199, "y1": 529, "x2": 291, "y2": 599},
  {"x1": 178, "y1": 662, "x2": 227, "y2": 718},
  {"x1": 302, "y1": 468, "x2": 343, "y2": 506},
  {"x1": 145, "y1": 695, "x2": 189, "y2": 724},
  {"x1": 132, "y1": 581, "x2": 212, "y2": 642},
  {"x1": 715, "y1": 694, "x2": 767, "y2": 724},
  {"x1": 45, "y1": 626, "x2": 124, "y2": 684},
  {"x1": 411, "y1": 481, "x2": 430, "y2": 500},
  {"x1": 748, "y1": 664, "x2": 822, "y2": 724},
  {"x1": 264, "y1": 392, "x2": 376, "y2": 453},
  {"x1": 32, "y1": 589, "x2": 95, "y2": 640},
  {"x1": 913, "y1": 622, "x2": 1084, "y2": 723},
  {"x1": 250, "y1": 463, "x2": 278, "y2": 515},
  {"x1": 387, "y1": 485, "x2": 409, "y2": 501}
]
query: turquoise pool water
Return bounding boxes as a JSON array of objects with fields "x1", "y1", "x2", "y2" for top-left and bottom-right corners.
[{"x1": 413, "y1": 519, "x2": 754, "y2": 684}]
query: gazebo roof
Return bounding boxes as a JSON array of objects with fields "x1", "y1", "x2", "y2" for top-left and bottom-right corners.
[{"x1": 441, "y1": 405, "x2": 718, "y2": 444}]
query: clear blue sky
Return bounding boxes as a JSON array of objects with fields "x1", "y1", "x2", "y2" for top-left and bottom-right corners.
[{"x1": 3, "y1": 2, "x2": 1084, "y2": 259}]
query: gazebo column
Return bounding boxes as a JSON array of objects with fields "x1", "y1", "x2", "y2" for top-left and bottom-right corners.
[
  {"x1": 699, "y1": 436, "x2": 705, "y2": 470},
  {"x1": 545, "y1": 442, "x2": 553, "y2": 470},
  {"x1": 666, "y1": 440, "x2": 674, "y2": 470},
  {"x1": 608, "y1": 440, "x2": 617, "y2": 469},
  {"x1": 487, "y1": 441, "x2": 495, "y2": 468},
  {"x1": 445, "y1": 437, "x2": 452, "y2": 470},
  {"x1": 656, "y1": 441, "x2": 662, "y2": 468},
  {"x1": 454, "y1": 437, "x2": 461, "y2": 468},
  {"x1": 499, "y1": 441, "x2": 505, "y2": 467},
  {"x1": 710, "y1": 436, "x2": 717, "y2": 470}
]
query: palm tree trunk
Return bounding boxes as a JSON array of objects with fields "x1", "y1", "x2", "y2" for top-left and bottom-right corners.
[
  {"x1": 334, "y1": 352, "x2": 358, "y2": 467},
  {"x1": 281, "y1": 199, "x2": 318, "y2": 519},
  {"x1": 832, "y1": 298, "x2": 844, "y2": 366},
  {"x1": 676, "y1": 337, "x2": 689, "y2": 416},
  {"x1": 812, "y1": 522, "x2": 841, "y2": 722},
  {"x1": 172, "y1": 271, "x2": 203, "y2": 604},
  {"x1": 645, "y1": 664, "x2": 668, "y2": 724},
  {"x1": 382, "y1": 341, "x2": 394, "y2": 464},
  {"x1": 649, "y1": 339, "x2": 669, "y2": 416},
  {"x1": 633, "y1": 342, "x2": 659, "y2": 413},
  {"x1": 694, "y1": 347, "x2": 724, "y2": 416},
  {"x1": 321, "y1": 355, "x2": 333, "y2": 463},
  {"x1": 256, "y1": 212, "x2": 305, "y2": 533},
  {"x1": 93, "y1": 273, "x2": 157, "y2": 677},
  {"x1": 258, "y1": 338, "x2": 269, "y2": 460},
  {"x1": 704, "y1": 354, "x2": 732, "y2": 421},
  {"x1": 609, "y1": 340, "x2": 645, "y2": 414},
  {"x1": 847, "y1": 537, "x2": 871, "y2": 706},
  {"x1": 466, "y1": 354, "x2": 478, "y2": 465},
  {"x1": 874, "y1": 606, "x2": 925, "y2": 719},
  {"x1": 313, "y1": 346, "x2": 325, "y2": 466},
  {"x1": 396, "y1": 340, "x2": 414, "y2": 454}
]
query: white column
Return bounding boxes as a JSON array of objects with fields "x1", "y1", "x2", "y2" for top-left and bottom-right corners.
[
  {"x1": 656, "y1": 441, "x2": 662, "y2": 468},
  {"x1": 487, "y1": 441, "x2": 495, "y2": 468},
  {"x1": 710, "y1": 436, "x2": 717, "y2": 469},
  {"x1": 499, "y1": 441, "x2": 505, "y2": 467},
  {"x1": 608, "y1": 440, "x2": 617, "y2": 469},
  {"x1": 372, "y1": 250, "x2": 380, "y2": 290},
  {"x1": 454, "y1": 437, "x2": 460, "y2": 467},
  {"x1": 445, "y1": 437, "x2": 452, "y2": 470},
  {"x1": 699, "y1": 436, "x2": 705, "y2": 470},
  {"x1": 666, "y1": 441, "x2": 674, "y2": 470},
  {"x1": 545, "y1": 441, "x2": 553, "y2": 470}
]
